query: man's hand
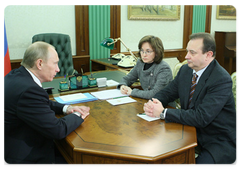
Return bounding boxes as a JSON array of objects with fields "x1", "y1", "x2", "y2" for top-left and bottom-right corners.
[
  {"x1": 120, "y1": 85, "x2": 132, "y2": 95},
  {"x1": 143, "y1": 98, "x2": 164, "y2": 118},
  {"x1": 66, "y1": 105, "x2": 90, "y2": 119}
]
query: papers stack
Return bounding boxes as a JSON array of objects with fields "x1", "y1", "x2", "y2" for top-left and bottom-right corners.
[
  {"x1": 96, "y1": 77, "x2": 107, "y2": 87},
  {"x1": 54, "y1": 93, "x2": 97, "y2": 104}
]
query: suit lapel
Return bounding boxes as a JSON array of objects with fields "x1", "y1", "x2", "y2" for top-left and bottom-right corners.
[
  {"x1": 188, "y1": 60, "x2": 216, "y2": 109},
  {"x1": 183, "y1": 67, "x2": 194, "y2": 109}
]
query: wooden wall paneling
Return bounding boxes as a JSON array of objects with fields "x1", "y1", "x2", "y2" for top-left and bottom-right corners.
[
  {"x1": 110, "y1": 5, "x2": 121, "y2": 54},
  {"x1": 183, "y1": 5, "x2": 193, "y2": 49},
  {"x1": 74, "y1": 5, "x2": 90, "y2": 72},
  {"x1": 75, "y1": 5, "x2": 89, "y2": 56},
  {"x1": 111, "y1": 49, "x2": 187, "y2": 63},
  {"x1": 11, "y1": 56, "x2": 91, "y2": 73},
  {"x1": 205, "y1": 5, "x2": 212, "y2": 33},
  {"x1": 73, "y1": 56, "x2": 90, "y2": 73},
  {"x1": 10, "y1": 59, "x2": 22, "y2": 70},
  {"x1": 164, "y1": 49, "x2": 187, "y2": 62}
]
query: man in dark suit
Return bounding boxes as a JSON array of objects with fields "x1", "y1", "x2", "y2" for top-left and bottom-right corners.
[
  {"x1": 5, "y1": 42, "x2": 90, "y2": 163},
  {"x1": 144, "y1": 33, "x2": 236, "y2": 164}
]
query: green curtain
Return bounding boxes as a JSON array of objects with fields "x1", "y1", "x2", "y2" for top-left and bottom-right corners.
[
  {"x1": 89, "y1": 5, "x2": 110, "y2": 71},
  {"x1": 192, "y1": 5, "x2": 206, "y2": 34}
]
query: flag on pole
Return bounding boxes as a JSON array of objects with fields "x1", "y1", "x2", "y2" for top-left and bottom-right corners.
[{"x1": 4, "y1": 22, "x2": 11, "y2": 76}]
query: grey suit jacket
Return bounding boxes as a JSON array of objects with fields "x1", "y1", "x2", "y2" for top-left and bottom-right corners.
[
  {"x1": 118, "y1": 59, "x2": 173, "y2": 99},
  {"x1": 154, "y1": 59, "x2": 236, "y2": 163},
  {"x1": 4, "y1": 66, "x2": 84, "y2": 163}
]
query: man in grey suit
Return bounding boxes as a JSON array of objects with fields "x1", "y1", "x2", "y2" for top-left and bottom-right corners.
[
  {"x1": 5, "y1": 42, "x2": 90, "y2": 163},
  {"x1": 144, "y1": 33, "x2": 236, "y2": 164}
]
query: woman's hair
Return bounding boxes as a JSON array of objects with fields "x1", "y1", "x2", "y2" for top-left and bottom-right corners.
[
  {"x1": 137, "y1": 35, "x2": 164, "y2": 64},
  {"x1": 21, "y1": 41, "x2": 55, "y2": 68}
]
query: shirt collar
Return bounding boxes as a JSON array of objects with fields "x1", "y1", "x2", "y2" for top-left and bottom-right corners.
[
  {"x1": 193, "y1": 65, "x2": 209, "y2": 83},
  {"x1": 25, "y1": 67, "x2": 42, "y2": 87}
]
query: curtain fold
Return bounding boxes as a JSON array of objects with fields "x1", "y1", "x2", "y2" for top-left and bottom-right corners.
[
  {"x1": 192, "y1": 5, "x2": 206, "y2": 34},
  {"x1": 89, "y1": 5, "x2": 110, "y2": 70}
]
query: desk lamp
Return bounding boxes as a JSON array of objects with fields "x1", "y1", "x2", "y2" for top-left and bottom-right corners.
[{"x1": 100, "y1": 37, "x2": 138, "y2": 67}]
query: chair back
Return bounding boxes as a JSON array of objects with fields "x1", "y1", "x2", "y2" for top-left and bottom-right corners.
[
  {"x1": 32, "y1": 33, "x2": 75, "y2": 77},
  {"x1": 231, "y1": 72, "x2": 236, "y2": 107},
  {"x1": 173, "y1": 60, "x2": 188, "y2": 78}
]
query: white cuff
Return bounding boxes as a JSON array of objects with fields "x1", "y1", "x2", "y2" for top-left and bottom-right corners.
[
  {"x1": 72, "y1": 112, "x2": 81, "y2": 117},
  {"x1": 163, "y1": 108, "x2": 167, "y2": 118},
  {"x1": 63, "y1": 105, "x2": 70, "y2": 115}
]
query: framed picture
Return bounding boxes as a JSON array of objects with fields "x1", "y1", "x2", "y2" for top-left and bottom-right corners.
[
  {"x1": 216, "y1": 5, "x2": 236, "y2": 20},
  {"x1": 128, "y1": 5, "x2": 180, "y2": 20}
]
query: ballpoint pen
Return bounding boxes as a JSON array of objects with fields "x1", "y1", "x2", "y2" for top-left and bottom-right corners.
[
  {"x1": 113, "y1": 96, "x2": 127, "y2": 99},
  {"x1": 64, "y1": 74, "x2": 68, "y2": 82}
]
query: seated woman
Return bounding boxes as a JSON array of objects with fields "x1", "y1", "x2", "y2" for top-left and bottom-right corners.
[{"x1": 117, "y1": 35, "x2": 173, "y2": 99}]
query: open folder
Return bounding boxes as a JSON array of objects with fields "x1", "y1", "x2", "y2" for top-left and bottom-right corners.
[{"x1": 54, "y1": 93, "x2": 97, "y2": 104}]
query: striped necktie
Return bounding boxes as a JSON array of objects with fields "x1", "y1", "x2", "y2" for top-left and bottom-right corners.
[{"x1": 188, "y1": 73, "x2": 198, "y2": 108}]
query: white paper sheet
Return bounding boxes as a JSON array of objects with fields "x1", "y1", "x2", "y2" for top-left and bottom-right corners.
[
  {"x1": 59, "y1": 93, "x2": 87, "y2": 101},
  {"x1": 91, "y1": 89, "x2": 127, "y2": 100},
  {"x1": 106, "y1": 97, "x2": 136, "y2": 105},
  {"x1": 106, "y1": 80, "x2": 119, "y2": 87},
  {"x1": 137, "y1": 113, "x2": 160, "y2": 122}
]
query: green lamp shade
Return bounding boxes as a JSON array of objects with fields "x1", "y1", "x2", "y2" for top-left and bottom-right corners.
[{"x1": 100, "y1": 38, "x2": 114, "y2": 50}]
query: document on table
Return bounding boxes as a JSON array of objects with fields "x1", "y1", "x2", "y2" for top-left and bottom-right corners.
[
  {"x1": 137, "y1": 113, "x2": 160, "y2": 122},
  {"x1": 106, "y1": 97, "x2": 136, "y2": 105},
  {"x1": 90, "y1": 89, "x2": 127, "y2": 100},
  {"x1": 106, "y1": 80, "x2": 119, "y2": 87},
  {"x1": 59, "y1": 93, "x2": 87, "y2": 101},
  {"x1": 54, "y1": 93, "x2": 97, "y2": 104}
]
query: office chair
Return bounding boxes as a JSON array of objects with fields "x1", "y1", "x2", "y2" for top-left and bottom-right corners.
[
  {"x1": 172, "y1": 60, "x2": 188, "y2": 109},
  {"x1": 231, "y1": 72, "x2": 236, "y2": 107},
  {"x1": 32, "y1": 33, "x2": 77, "y2": 77}
]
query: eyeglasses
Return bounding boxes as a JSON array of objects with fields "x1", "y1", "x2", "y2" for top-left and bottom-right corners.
[{"x1": 140, "y1": 50, "x2": 154, "y2": 55}]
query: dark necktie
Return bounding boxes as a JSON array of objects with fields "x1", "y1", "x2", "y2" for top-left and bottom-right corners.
[{"x1": 188, "y1": 73, "x2": 198, "y2": 108}]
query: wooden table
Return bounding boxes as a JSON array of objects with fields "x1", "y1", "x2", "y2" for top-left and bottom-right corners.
[
  {"x1": 91, "y1": 58, "x2": 133, "y2": 71},
  {"x1": 54, "y1": 95, "x2": 197, "y2": 164},
  {"x1": 43, "y1": 70, "x2": 197, "y2": 164}
]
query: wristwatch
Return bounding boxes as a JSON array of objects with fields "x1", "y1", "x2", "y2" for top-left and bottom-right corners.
[
  {"x1": 160, "y1": 109, "x2": 167, "y2": 119},
  {"x1": 72, "y1": 112, "x2": 82, "y2": 117}
]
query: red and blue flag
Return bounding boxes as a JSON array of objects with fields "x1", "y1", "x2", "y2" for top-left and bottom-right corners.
[{"x1": 4, "y1": 22, "x2": 11, "y2": 76}]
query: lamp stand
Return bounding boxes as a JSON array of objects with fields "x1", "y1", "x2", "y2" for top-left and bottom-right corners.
[{"x1": 107, "y1": 38, "x2": 137, "y2": 61}]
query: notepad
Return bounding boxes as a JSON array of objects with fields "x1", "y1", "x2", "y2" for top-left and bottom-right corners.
[
  {"x1": 137, "y1": 113, "x2": 160, "y2": 122},
  {"x1": 106, "y1": 97, "x2": 136, "y2": 105},
  {"x1": 54, "y1": 93, "x2": 97, "y2": 104},
  {"x1": 91, "y1": 89, "x2": 127, "y2": 100}
]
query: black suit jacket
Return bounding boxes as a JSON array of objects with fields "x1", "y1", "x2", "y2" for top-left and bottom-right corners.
[
  {"x1": 154, "y1": 59, "x2": 236, "y2": 163},
  {"x1": 4, "y1": 66, "x2": 84, "y2": 163}
]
